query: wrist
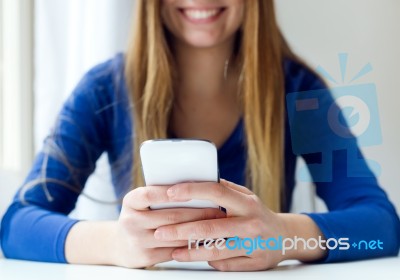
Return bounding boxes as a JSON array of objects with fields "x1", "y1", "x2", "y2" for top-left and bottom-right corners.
[
  {"x1": 277, "y1": 213, "x2": 327, "y2": 262},
  {"x1": 103, "y1": 221, "x2": 120, "y2": 266},
  {"x1": 65, "y1": 220, "x2": 119, "y2": 265}
]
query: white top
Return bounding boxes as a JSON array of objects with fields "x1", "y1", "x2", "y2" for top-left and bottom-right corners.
[{"x1": 0, "y1": 257, "x2": 399, "y2": 280}]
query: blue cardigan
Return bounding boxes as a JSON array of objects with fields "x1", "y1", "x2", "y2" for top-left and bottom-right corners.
[{"x1": 1, "y1": 54, "x2": 399, "y2": 263}]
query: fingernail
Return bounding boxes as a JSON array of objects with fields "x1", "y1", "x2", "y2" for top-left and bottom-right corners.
[
  {"x1": 154, "y1": 229, "x2": 163, "y2": 240},
  {"x1": 167, "y1": 188, "x2": 176, "y2": 197}
]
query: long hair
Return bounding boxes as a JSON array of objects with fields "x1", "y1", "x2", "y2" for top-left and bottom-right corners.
[{"x1": 125, "y1": 0, "x2": 296, "y2": 212}]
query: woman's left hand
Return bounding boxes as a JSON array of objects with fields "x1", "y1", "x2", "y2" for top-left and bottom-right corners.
[{"x1": 153, "y1": 179, "x2": 290, "y2": 271}]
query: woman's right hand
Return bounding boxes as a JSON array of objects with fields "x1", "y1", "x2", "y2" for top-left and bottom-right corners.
[{"x1": 112, "y1": 186, "x2": 226, "y2": 268}]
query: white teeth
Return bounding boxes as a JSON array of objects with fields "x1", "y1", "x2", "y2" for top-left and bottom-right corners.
[{"x1": 184, "y1": 9, "x2": 220, "y2": 20}]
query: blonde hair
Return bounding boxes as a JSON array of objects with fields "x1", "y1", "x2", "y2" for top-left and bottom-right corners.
[{"x1": 125, "y1": 0, "x2": 295, "y2": 212}]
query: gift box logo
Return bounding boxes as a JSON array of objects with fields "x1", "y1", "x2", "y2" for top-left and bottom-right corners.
[{"x1": 286, "y1": 54, "x2": 382, "y2": 182}]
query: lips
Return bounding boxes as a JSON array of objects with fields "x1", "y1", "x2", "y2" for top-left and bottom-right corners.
[
  {"x1": 184, "y1": 8, "x2": 220, "y2": 20},
  {"x1": 179, "y1": 7, "x2": 226, "y2": 23}
]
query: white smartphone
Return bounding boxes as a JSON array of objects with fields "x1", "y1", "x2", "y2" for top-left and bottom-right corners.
[{"x1": 140, "y1": 139, "x2": 220, "y2": 210}]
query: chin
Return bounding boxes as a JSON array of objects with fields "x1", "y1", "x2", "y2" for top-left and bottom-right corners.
[{"x1": 180, "y1": 32, "x2": 225, "y2": 48}]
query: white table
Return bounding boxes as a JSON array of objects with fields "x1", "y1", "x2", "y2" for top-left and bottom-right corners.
[{"x1": 0, "y1": 257, "x2": 399, "y2": 280}]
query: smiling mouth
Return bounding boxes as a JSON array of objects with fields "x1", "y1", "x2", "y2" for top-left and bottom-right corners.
[{"x1": 179, "y1": 7, "x2": 226, "y2": 23}]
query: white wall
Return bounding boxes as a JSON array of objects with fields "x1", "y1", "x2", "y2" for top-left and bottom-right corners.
[
  {"x1": 34, "y1": 0, "x2": 134, "y2": 149},
  {"x1": 34, "y1": 0, "x2": 135, "y2": 220},
  {"x1": 276, "y1": 0, "x2": 400, "y2": 211}
]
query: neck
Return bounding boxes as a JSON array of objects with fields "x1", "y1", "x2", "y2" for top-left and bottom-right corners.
[{"x1": 173, "y1": 39, "x2": 237, "y2": 97}]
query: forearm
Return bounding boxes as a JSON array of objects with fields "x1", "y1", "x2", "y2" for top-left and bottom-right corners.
[
  {"x1": 1, "y1": 203, "x2": 79, "y2": 262},
  {"x1": 65, "y1": 221, "x2": 118, "y2": 265},
  {"x1": 279, "y1": 213, "x2": 327, "y2": 262},
  {"x1": 306, "y1": 205, "x2": 400, "y2": 262}
]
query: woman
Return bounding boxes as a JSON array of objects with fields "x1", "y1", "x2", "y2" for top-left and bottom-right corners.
[{"x1": 1, "y1": 0, "x2": 399, "y2": 271}]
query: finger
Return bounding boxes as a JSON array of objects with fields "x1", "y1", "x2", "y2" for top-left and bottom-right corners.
[
  {"x1": 209, "y1": 256, "x2": 266, "y2": 272},
  {"x1": 172, "y1": 242, "x2": 246, "y2": 262},
  {"x1": 167, "y1": 182, "x2": 251, "y2": 215},
  {"x1": 147, "y1": 238, "x2": 188, "y2": 248},
  {"x1": 137, "y1": 208, "x2": 226, "y2": 229},
  {"x1": 154, "y1": 217, "x2": 250, "y2": 241},
  {"x1": 220, "y1": 179, "x2": 253, "y2": 195},
  {"x1": 141, "y1": 247, "x2": 175, "y2": 268},
  {"x1": 123, "y1": 186, "x2": 186, "y2": 210},
  {"x1": 136, "y1": 229, "x2": 188, "y2": 248}
]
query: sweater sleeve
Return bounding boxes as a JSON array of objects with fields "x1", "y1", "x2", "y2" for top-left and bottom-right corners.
[
  {"x1": 0, "y1": 58, "x2": 118, "y2": 262},
  {"x1": 285, "y1": 62, "x2": 400, "y2": 262}
]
